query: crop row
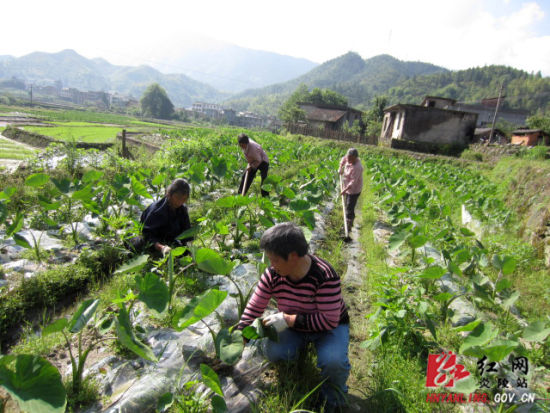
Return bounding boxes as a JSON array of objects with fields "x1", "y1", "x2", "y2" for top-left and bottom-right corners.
[{"x1": 361, "y1": 151, "x2": 549, "y2": 400}]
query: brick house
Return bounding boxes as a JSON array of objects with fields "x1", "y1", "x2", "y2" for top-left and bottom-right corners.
[
  {"x1": 511, "y1": 129, "x2": 550, "y2": 146},
  {"x1": 298, "y1": 103, "x2": 363, "y2": 131}
]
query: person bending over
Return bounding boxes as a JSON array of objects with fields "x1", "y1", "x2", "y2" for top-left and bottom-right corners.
[
  {"x1": 236, "y1": 222, "x2": 350, "y2": 411},
  {"x1": 139, "y1": 178, "x2": 192, "y2": 256},
  {"x1": 237, "y1": 133, "x2": 269, "y2": 197}
]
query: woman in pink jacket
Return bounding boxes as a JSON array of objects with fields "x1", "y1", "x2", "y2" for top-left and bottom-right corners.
[{"x1": 339, "y1": 148, "x2": 363, "y2": 231}]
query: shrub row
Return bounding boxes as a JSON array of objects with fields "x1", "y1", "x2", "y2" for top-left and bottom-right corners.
[{"x1": 0, "y1": 244, "x2": 124, "y2": 351}]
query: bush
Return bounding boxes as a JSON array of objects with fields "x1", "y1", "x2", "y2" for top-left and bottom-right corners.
[
  {"x1": 0, "y1": 244, "x2": 125, "y2": 351},
  {"x1": 517, "y1": 145, "x2": 550, "y2": 160},
  {"x1": 461, "y1": 149, "x2": 484, "y2": 161}
]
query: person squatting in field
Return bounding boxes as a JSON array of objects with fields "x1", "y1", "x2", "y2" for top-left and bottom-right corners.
[
  {"x1": 130, "y1": 178, "x2": 193, "y2": 256},
  {"x1": 339, "y1": 148, "x2": 363, "y2": 232},
  {"x1": 237, "y1": 133, "x2": 269, "y2": 197},
  {"x1": 236, "y1": 222, "x2": 351, "y2": 410}
]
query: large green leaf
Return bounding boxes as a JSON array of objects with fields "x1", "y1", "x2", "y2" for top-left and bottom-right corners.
[
  {"x1": 211, "y1": 157, "x2": 228, "y2": 178},
  {"x1": 115, "y1": 306, "x2": 157, "y2": 362},
  {"x1": 459, "y1": 322, "x2": 499, "y2": 354},
  {"x1": 289, "y1": 199, "x2": 311, "y2": 211},
  {"x1": 408, "y1": 234, "x2": 428, "y2": 249},
  {"x1": 0, "y1": 355, "x2": 67, "y2": 413},
  {"x1": 51, "y1": 177, "x2": 71, "y2": 194},
  {"x1": 176, "y1": 226, "x2": 200, "y2": 240},
  {"x1": 215, "y1": 195, "x2": 251, "y2": 208},
  {"x1": 501, "y1": 291, "x2": 520, "y2": 311},
  {"x1": 242, "y1": 318, "x2": 278, "y2": 342},
  {"x1": 13, "y1": 233, "x2": 31, "y2": 249},
  {"x1": 71, "y1": 184, "x2": 94, "y2": 202},
  {"x1": 172, "y1": 289, "x2": 228, "y2": 330},
  {"x1": 453, "y1": 375, "x2": 478, "y2": 394},
  {"x1": 157, "y1": 392, "x2": 174, "y2": 412},
  {"x1": 453, "y1": 319, "x2": 481, "y2": 332},
  {"x1": 6, "y1": 213, "x2": 24, "y2": 237},
  {"x1": 130, "y1": 176, "x2": 152, "y2": 199},
  {"x1": 215, "y1": 328, "x2": 244, "y2": 365},
  {"x1": 388, "y1": 230, "x2": 409, "y2": 251},
  {"x1": 25, "y1": 173, "x2": 50, "y2": 187},
  {"x1": 491, "y1": 255, "x2": 517, "y2": 275},
  {"x1": 68, "y1": 299, "x2": 100, "y2": 333},
  {"x1": 195, "y1": 248, "x2": 234, "y2": 276},
  {"x1": 522, "y1": 321, "x2": 550, "y2": 342},
  {"x1": 114, "y1": 254, "x2": 149, "y2": 275},
  {"x1": 418, "y1": 266, "x2": 446, "y2": 280},
  {"x1": 484, "y1": 339, "x2": 518, "y2": 362},
  {"x1": 211, "y1": 395, "x2": 228, "y2": 413},
  {"x1": 42, "y1": 318, "x2": 69, "y2": 336},
  {"x1": 82, "y1": 170, "x2": 103, "y2": 184},
  {"x1": 135, "y1": 272, "x2": 169, "y2": 313},
  {"x1": 200, "y1": 363, "x2": 223, "y2": 396}
]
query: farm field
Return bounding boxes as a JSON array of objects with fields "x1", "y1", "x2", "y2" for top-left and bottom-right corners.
[
  {"x1": 0, "y1": 136, "x2": 36, "y2": 160},
  {"x1": 0, "y1": 118, "x2": 548, "y2": 413},
  {"x1": 22, "y1": 123, "x2": 122, "y2": 143}
]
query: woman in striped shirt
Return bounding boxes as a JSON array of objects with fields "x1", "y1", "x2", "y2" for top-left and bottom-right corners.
[{"x1": 237, "y1": 222, "x2": 350, "y2": 410}]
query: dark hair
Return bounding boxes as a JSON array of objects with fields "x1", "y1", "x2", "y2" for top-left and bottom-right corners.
[
  {"x1": 166, "y1": 178, "x2": 190, "y2": 197},
  {"x1": 238, "y1": 133, "x2": 249, "y2": 144},
  {"x1": 260, "y1": 222, "x2": 308, "y2": 260},
  {"x1": 347, "y1": 148, "x2": 359, "y2": 157}
]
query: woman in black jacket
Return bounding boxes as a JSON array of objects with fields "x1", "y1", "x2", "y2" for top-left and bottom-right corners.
[{"x1": 138, "y1": 178, "x2": 192, "y2": 255}]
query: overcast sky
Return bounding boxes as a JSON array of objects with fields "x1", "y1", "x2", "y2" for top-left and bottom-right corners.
[{"x1": 4, "y1": 0, "x2": 550, "y2": 76}]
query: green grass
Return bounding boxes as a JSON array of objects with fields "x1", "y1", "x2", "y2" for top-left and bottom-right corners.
[
  {"x1": 0, "y1": 136, "x2": 36, "y2": 159},
  {"x1": 23, "y1": 124, "x2": 122, "y2": 143}
]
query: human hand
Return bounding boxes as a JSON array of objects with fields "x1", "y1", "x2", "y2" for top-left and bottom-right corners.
[
  {"x1": 161, "y1": 245, "x2": 171, "y2": 257},
  {"x1": 262, "y1": 312, "x2": 288, "y2": 333}
]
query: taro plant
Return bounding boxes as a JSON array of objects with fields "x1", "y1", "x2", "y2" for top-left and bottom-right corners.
[
  {"x1": 156, "y1": 363, "x2": 228, "y2": 413},
  {"x1": 0, "y1": 354, "x2": 67, "y2": 413},
  {"x1": 41, "y1": 299, "x2": 104, "y2": 396},
  {"x1": 41, "y1": 255, "x2": 162, "y2": 397},
  {"x1": 172, "y1": 288, "x2": 244, "y2": 365}
]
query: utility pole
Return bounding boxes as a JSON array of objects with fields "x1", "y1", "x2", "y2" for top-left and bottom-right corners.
[
  {"x1": 29, "y1": 84, "x2": 33, "y2": 107},
  {"x1": 487, "y1": 83, "x2": 504, "y2": 145}
]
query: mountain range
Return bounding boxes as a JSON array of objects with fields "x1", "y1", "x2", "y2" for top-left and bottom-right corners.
[{"x1": 1, "y1": 48, "x2": 548, "y2": 116}]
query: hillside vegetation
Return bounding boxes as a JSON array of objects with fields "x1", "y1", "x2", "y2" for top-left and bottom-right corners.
[{"x1": 225, "y1": 53, "x2": 550, "y2": 117}]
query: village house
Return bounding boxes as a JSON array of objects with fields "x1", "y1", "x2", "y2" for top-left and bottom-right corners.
[
  {"x1": 298, "y1": 103, "x2": 363, "y2": 131},
  {"x1": 510, "y1": 129, "x2": 550, "y2": 146},
  {"x1": 421, "y1": 96, "x2": 529, "y2": 127},
  {"x1": 192, "y1": 102, "x2": 224, "y2": 119},
  {"x1": 473, "y1": 127, "x2": 507, "y2": 144},
  {"x1": 380, "y1": 101, "x2": 478, "y2": 150}
]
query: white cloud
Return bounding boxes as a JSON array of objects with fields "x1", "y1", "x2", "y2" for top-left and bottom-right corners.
[{"x1": 2, "y1": 0, "x2": 549, "y2": 75}]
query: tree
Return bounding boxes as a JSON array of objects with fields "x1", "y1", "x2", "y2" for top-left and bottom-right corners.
[
  {"x1": 140, "y1": 83, "x2": 174, "y2": 120},
  {"x1": 527, "y1": 115, "x2": 550, "y2": 135},
  {"x1": 278, "y1": 84, "x2": 348, "y2": 125},
  {"x1": 278, "y1": 84, "x2": 308, "y2": 124}
]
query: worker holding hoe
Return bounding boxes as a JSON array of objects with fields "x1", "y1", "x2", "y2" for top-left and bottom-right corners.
[
  {"x1": 338, "y1": 148, "x2": 363, "y2": 234},
  {"x1": 237, "y1": 222, "x2": 351, "y2": 412},
  {"x1": 237, "y1": 133, "x2": 269, "y2": 197},
  {"x1": 129, "y1": 178, "x2": 193, "y2": 256}
]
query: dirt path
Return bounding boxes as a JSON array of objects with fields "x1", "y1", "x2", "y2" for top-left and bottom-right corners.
[{"x1": 338, "y1": 197, "x2": 372, "y2": 412}]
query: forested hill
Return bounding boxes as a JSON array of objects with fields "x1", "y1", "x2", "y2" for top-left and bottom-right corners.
[
  {"x1": 223, "y1": 52, "x2": 448, "y2": 115},
  {"x1": 223, "y1": 52, "x2": 550, "y2": 116},
  {"x1": 0, "y1": 49, "x2": 228, "y2": 107},
  {"x1": 386, "y1": 66, "x2": 550, "y2": 115}
]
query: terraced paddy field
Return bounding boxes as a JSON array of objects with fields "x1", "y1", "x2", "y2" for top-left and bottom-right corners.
[{"x1": 0, "y1": 134, "x2": 37, "y2": 160}]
